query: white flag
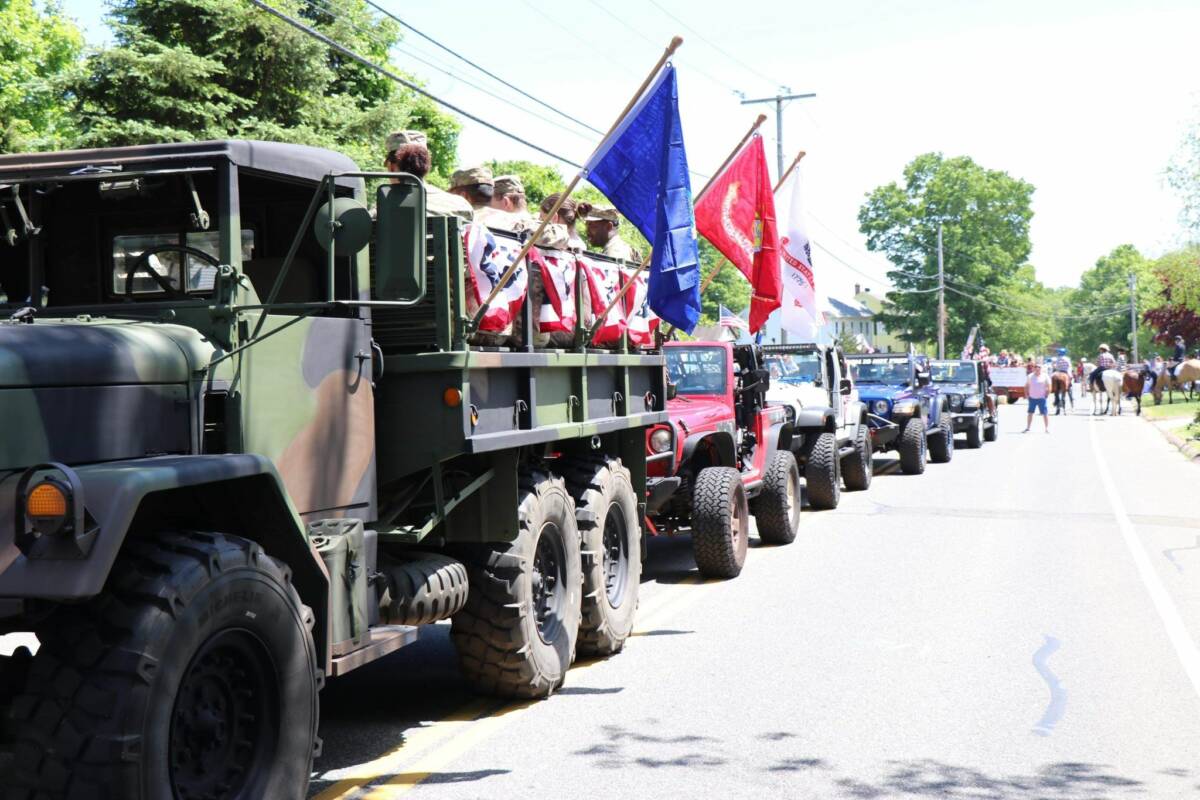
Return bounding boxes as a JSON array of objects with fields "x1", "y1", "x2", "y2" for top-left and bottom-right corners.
[{"x1": 774, "y1": 167, "x2": 825, "y2": 340}]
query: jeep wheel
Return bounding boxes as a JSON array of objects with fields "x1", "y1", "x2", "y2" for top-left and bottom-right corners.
[
  {"x1": 984, "y1": 411, "x2": 998, "y2": 442},
  {"x1": 898, "y1": 419, "x2": 927, "y2": 474},
  {"x1": 379, "y1": 551, "x2": 470, "y2": 626},
  {"x1": 842, "y1": 423, "x2": 872, "y2": 491},
  {"x1": 753, "y1": 450, "x2": 801, "y2": 544},
  {"x1": 9, "y1": 532, "x2": 319, "y2": 800},
  {"x1": 929, "y1": 416, "x2": 954, "y2": 463},
  {"x1": 965, "y1": 412, "x2": 984, "y2": 449},
  {"x1": 567, "y1": 457, "x2": 641, "y2": 657},
  {"x1": 691, "y1": 466, "x2": 749, "y2": 579},
  {"x1": 804, "y1": 431, "x2": 840, "y2": 510},
  {"x1": 451, "y1": 470, "x2": 582, "y2": 698}
]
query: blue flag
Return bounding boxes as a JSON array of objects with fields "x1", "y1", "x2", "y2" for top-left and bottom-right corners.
[{"x1": 584, "y1": 65, "x2": 701, "y2": 333}]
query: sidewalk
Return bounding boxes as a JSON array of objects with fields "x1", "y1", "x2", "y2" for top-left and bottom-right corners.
[{"x1": 1147, "y1": 414, "x2": 1200, "y2": 461}]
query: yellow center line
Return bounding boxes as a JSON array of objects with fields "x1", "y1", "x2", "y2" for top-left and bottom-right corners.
[{"x1": 312, "y1": 567, "x2": 712, "y2": 798}]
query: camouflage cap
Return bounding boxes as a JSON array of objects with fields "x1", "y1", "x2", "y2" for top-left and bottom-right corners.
[
  {"x1": 386, "y1": 130, "x2": 428, "y2": 151},
  {"x1": 584, "y1": 206, "x2": 620, "y2": 224},
  {"x1": 493, "y1": 174, "x2": 525, "y2": 195},
  {"x1": 450, "y1": 166, "x2": 494, "y2": 189}
]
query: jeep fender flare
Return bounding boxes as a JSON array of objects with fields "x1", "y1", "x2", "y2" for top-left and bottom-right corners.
[
  {"x1": 681, "y1": 430, "x2": 737, "y2": 470},
  {"x1": 793, "y1": 407, "x2": 837, "y2": 433},
  {"x1": 0, "y1": 454, "x2": 331, "y2": 665}
]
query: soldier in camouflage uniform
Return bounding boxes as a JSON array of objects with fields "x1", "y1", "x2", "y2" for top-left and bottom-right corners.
[
  {"x1": 384, "y1": 130, "x2": 472, "y2": 222},
  {"x1": 479, "y1": 174, "x2": 571, "y2": 250},
  {"x1": 584, "y1": 205, "x2": 640, "y2": 262}
]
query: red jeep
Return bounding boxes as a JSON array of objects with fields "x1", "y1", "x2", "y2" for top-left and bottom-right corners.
[{"x1": 644, "y1": 342, "x2": 800, "y2": 578}]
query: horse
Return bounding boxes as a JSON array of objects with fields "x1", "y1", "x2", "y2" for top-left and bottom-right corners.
[
  {"x1": 1100, "y1": 369, "x2": 1124, "y2": 416},
  {"x1": 1153, "y1": 359, "x2": 1200, "y2": 404},
  {"x1": 1120, "y1": 369, "x2": 1143, "y2": 415},
  {"x1": 1050, "y1": 372, "x2": 1072, "y2": 415}
]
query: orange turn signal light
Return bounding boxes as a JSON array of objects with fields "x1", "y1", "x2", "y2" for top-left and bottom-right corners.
[
  {"x1": 443, "y1": 388, "x2": 463, "y2": 408},
  {"x1": 27, "y1": 482, "x2": 67, "y2": 518}
]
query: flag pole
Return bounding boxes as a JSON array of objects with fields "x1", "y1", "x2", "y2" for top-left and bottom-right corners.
[
  {"x1": 469, "y1": 35, "x2": 685, "y2": 331},
  {"x1": 660, "y1": 148, "x2": 807, "y2": 339},
  {"x1": 583, "y1": 113, "x2": 769, "y2": 346}
]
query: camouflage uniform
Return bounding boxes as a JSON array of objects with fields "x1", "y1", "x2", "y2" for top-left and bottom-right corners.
[
  {"x1": 585, "y1": 206, "x2": 640, "y2": 261},
  {"x1": 384, "y1": 131, "x2": 472, "y2": 222},
  {"x1": 482, "y1": 175, "x2": 572, "y2": 250}
]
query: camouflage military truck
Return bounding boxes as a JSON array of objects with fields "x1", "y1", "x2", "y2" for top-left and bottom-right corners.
[{"x1": 0, "y1": 141, "x2": 667, "y2": 798}]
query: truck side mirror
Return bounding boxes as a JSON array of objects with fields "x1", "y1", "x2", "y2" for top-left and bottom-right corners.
[
  {"x1": 373, "y1": 176, "x2": 427, "y2": 302},
  {"x1": 666, "y1": 382, "x2": 678, "y2": 400},
  {"x1": 916, "y1": 371, "x2": 931, "y2": 387},
  {"x1": 839, "y1": 378, "x2": 853, "y2": 395}
]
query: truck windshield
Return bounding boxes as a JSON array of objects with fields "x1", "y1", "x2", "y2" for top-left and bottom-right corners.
[
  {"x1": 667, "y1": 346, "x2": 727, "y2": 395},
  {"x1": 849, "y1": 359, "x2": 910, "y2": 384},
  {"x1": 931, "y1": 361, "x2": 976, "y2": 383},
  {"x1": 764, "y1": 354, "x2": 820, "y2": 384}
]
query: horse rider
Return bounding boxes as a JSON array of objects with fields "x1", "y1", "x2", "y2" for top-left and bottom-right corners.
[
  {"x1": 1170, "y1": 335, "x2": 1187, "y2": 379},
  {"x1": 1088, "y1": 344, "x2": 1116, "y2": 392},
  {"x1": 1116, "y1": 349, "x2": 1128, "y2": 372},
  {"x1": 1052, "y1": 348, "x2": 1071, "y2": 376}
]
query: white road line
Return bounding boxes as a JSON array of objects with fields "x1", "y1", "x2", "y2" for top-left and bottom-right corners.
[{"x1": 1089, "y1": 415, "x2": 1200, "y2": 703}]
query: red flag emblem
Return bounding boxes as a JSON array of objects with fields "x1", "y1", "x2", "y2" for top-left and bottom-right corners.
[{"x1": 693, "y1": 135, "x2": 781, "y2": 332}]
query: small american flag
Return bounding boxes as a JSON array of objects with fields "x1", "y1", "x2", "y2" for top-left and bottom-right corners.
[{"x1": 719, "y1": 304, "x2": 747, "y2": 330}]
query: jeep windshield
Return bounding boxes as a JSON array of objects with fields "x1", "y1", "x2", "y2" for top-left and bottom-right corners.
[
  {"x1": 764, "y1": 354, "x2": 820, "y2": 384},
  {"x1": 931, "y1": 360, "x2": 977, "y2": 384},
  {"x1": 667, "y1": 346, "x2": 727, "y2": 395},
  {"x1": 849, "y1": 358, "x2": 910, "y2": 385}
]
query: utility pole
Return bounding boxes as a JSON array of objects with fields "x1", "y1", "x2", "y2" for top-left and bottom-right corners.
[
  {"x1": 1129, "y1": 272, "x2": 1138, "y2": 363},
  {"x1": 937, "y1": 223, "x2": 945, "y2": 359},
  {"x1": 738, "y1": 89, "x2": 816, "y2": 345}
]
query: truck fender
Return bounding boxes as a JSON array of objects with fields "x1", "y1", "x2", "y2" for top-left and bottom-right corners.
[
  {"x1": 793, "y1": 407, "x2": 836, "y2": 432},
  {"x1": 0, "y1": 454, "x2": 331, "y2": 665},
  {"x1": 680, "y1": 430, "x2": 736, "y2": 469},
  {"x1": 766, "y1": 420, "x2": 794, "y2": 456}
]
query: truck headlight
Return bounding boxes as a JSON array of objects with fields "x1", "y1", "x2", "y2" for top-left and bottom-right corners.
[
  {"x1": 948, "y1": 394, "x2": 963, "y2": 411},
  {"x1": 964, "y1": 395, "x2": 981, "y2": 409},
  {"x1": 892, "y1": 400, "x2": 918, "y2": 415},
  {"x1": 872, "y1": 399, "x2": 889, "y2": 415},
  {"x1": 649, "y1": 427, "x2": 672, "y2": 453}
]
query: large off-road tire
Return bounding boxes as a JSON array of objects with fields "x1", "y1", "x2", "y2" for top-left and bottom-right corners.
[
  {"x1": 898, "y1": 419, "x2": 927, "y2": 475},
  {"x1": 929, "y1": 416, "x2": 954, "y2": 463},
  {"x1": 984, "y1": 411, "x2": 998, "y2": 442},
  {"x1": 8, "y1": 531, "x2": 320, "y2": 800},
  {"x1": 566, "y1": 457, "x2": 641, "y2": 657},
  {"x1": 804, "y1": 431, "x2": 840, "y2": 510},
  {"x1": 753, "y1": 450, "x2": 801, "y2": 545},
  {"x1": 842, "y1": 423, "x2": 873, "y2": 491},
  {"x1": 379, "y1": 551, "x2": 469, "y2": 626},
  {"x1": 450, "y1": 470, "x2": 582, "y2": 698},
  {"x1": 690, "y1": 466, "x2": 749, "y2": 579},
  {"x1": 965, "y1": 412, "x2": 984, "y2": 449}
]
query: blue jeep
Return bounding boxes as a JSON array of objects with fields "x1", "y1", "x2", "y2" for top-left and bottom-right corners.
[{"x1": 845, "y1": 353, "x2": 953, "y2": 474}]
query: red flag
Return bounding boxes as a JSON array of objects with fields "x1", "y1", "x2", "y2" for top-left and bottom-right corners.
[{"x1": 693, "y1": 135, "x2": 781, "y2": 332}]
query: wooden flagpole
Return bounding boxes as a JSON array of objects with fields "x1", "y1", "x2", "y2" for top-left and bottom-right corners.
[
  {"x1": 661, "y1": 148, "x2": 807, "y2": 338},
  {"x1": 583, "y1": 113, "x2": 769, "y2": 345},
  {"x1": 469, "y1": 36, "x2": 684, "y2": 330}
]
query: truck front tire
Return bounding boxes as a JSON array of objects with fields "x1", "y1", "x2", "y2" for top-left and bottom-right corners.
[
  {"x1": 984, "y1": 411, "x2": 999, "y2": 442},
  {"x1": 898, "y1": 420, "x2": 927, "y2": 474},
  {"x1": 9, "y1": 531, "x2": 320, "y2": 800},
  {"x1": 965, "y1": 413, "x2": 984, "y2": 449},
  {"x1": 753, "y1": 451, "x2": 801, "y2": 544},
  {"x1": 567, "y1": 457, "x2": 641, "y2": 657},
  {"x1": 842, "y1": 423, "x2": 872, "y2": 491},
  {"x1": 929, "y1": 416, "x2": 954, "y2": 463},
  {"x1": 451, "y1": 470, "x2": 582, "y2": 698},
  {"x1": 691, "y1": 467, "x2": 749, "y2": 579},
  {"x1": 804, "y1": 431, "x2": 840, "y2": 510}
]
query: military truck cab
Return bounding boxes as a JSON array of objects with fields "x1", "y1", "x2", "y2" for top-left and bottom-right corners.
[{"x1": 0, "y1": 141, "x2": 667, "y2": 798}]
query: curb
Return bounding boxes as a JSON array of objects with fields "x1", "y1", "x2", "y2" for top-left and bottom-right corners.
[{"x1": 1148, "y1": 417, "x2": 1200, "y2": 461}]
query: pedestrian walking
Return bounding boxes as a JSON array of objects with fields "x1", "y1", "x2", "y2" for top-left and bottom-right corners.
[{"x1": 1025, "y1": 362, "x2": 1050, "y2": 433}]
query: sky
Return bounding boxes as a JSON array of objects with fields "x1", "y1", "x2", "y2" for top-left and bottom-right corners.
[{"x1": 60, "y1": 0, "x2": 1200, "y2": 304}]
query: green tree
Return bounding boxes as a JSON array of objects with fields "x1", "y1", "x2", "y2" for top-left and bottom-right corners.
[
  {"x1": 73, "y1": 0, "x2": 458, "y2": 176},
  {"x1": 1059, "y1": 244, "x2": 1162, "y2": 359},
  {"x1": 858, "y1": 152, "x2": 1038, "y2": 350},
  {"x1": 0, "y1": 0, "x2": 84, "y2": 152},
  {"x1": 696, "y1": 243, "x2": 750, "y2": 325}
]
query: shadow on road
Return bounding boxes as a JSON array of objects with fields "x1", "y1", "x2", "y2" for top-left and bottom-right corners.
[{"x1": 831, "y1": 759, "x2": 1149, "y2": 798}]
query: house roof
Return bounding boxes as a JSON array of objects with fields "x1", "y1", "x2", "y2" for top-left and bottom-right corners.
[{"x1": 825, "y1": 296, "x2": 874, "y2": 319}]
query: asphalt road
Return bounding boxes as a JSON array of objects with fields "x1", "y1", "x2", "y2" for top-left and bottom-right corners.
[{"x1": 305, "y1": 402, "x2": 1199, "y2": 798}]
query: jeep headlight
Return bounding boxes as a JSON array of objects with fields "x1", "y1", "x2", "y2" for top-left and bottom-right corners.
[
  {"x1": 871, "y1": 399, "x2": 889, "y2": 415},
  {"x1": 649, "y1": 427, "x2": 672, "y2": 453},
  {"x1": 948, "y1": 394, "x2": 963, "y2": 411},
  {"x1": 964, "y1": 395, "x2": 981, "y2": 409},
  {"x1": 892, "y1": 399, "x2": 919, "y2": 415}
]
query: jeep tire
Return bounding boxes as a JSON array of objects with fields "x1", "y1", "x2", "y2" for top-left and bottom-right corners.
[
  {"x1": 984, "y1": 411, "x2": 998, "y2": 442},
  {"x1": 380, "y1": 551, "x2": 470, "y2": 626},
  {"x1": 566, "y1": 457, "x2": 641, "y2": 657},
  {"x1": 691, "y1": 466, "x2": 749, "y2": 579},
  {"x1": 451, "y1": 470, "x2": 582, "y2": 698},
  {"x1": 898, "y1": 419, "x2": 927, "y2": 474},
  {"x1": 965, "y1": 412, "x2": 984, "y2": 449},
  {"x1": 753, "y1": 450, "x2": 801, "y2": 545},
  {"x1": 804, "y1": 431, "x2": 840, "y2": 510},
  {"x1": 842, "y1": 423, "x2": 873, "y2": 491},
  {"x1": 929, "y1": 416, "x2": 954, "y2": 463},
  {"x1": 9, "y1": 531, "x2": 320, "y2": 800}
]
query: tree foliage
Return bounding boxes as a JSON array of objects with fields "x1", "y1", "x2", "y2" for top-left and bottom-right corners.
[
  {"x1": 697, "y1": 243, "x2": 751, "y2": 325},
  {"x1": 858, "y1": 152, "x2": 1039, "y2": 351},
  {"x1": 72, "y1": 0, "x2": 459, "y2": 176},
  {"x1": 0, "y1": 0, "x2": 84, "y2": 152},
  {"x1": 1143, "y1": 245, "x2": 1200, "y2": 348},
  {"x1": 1058, "y1": 244, "x2": 1162, "y2": 358}
]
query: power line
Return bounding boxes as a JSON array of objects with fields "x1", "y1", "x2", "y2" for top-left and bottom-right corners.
[
  {"x1": 644, "y1": 0, "x2": 778, "y2": 88},
  {"x1": 943, "y1": 284, "x2": 1128, "y2": 320},
  {"x1": 250, "y1": 0, "x2": 583, "y2": 169},
  {"x1": 362, "y1": 0, "x2": 606, "y2": 137}
]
